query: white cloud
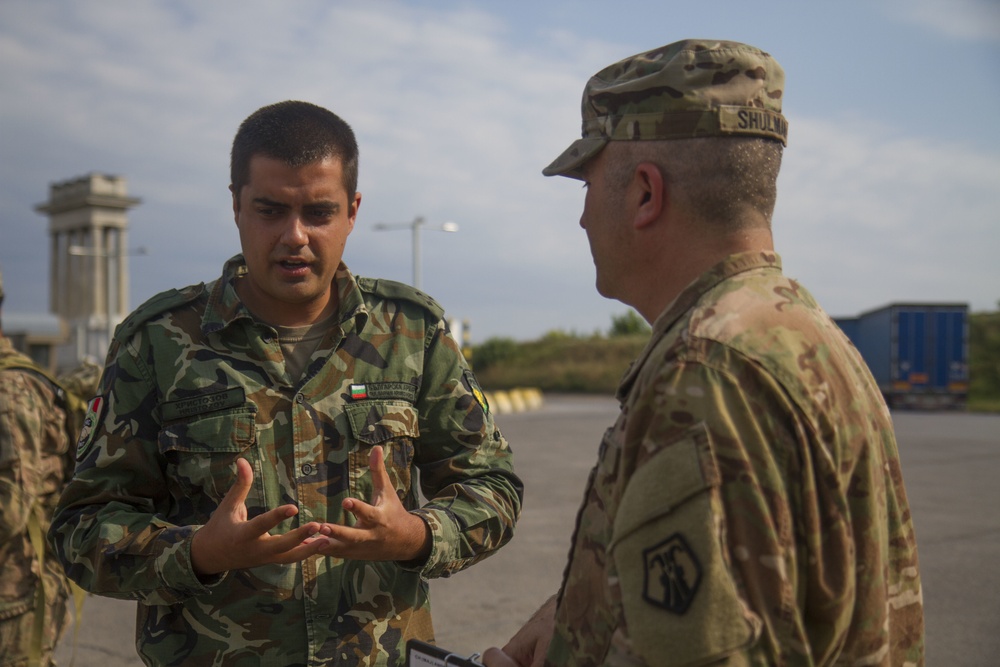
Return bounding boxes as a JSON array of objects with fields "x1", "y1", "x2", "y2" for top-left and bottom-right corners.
[
  {"x1": 0, "y1": 0, "x2": 612, "y2": 339},
  {"x1": 884, "y1": 0, "x2": 1000, "y2": 41},
  {"x1": 1, "y1": 0, "x2": 998, "y2": 343},
  {"x1": 777, "y1": 116, "x2": 1000, "y2": 316}
]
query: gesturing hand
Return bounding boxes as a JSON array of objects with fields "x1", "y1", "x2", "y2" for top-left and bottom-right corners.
[
  {"x1": 190, "y1": 457, "x2": 329, "y2": 577},
  {"x1": 317, "y1": 446, "x2": 431, "y2": 563}
]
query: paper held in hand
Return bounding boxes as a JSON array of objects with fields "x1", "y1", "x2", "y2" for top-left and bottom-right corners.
[{"x1": 406, "y1": 639, "x2": 485, "y2": 667}]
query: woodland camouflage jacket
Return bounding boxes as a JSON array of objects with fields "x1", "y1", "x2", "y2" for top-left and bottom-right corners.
[{"x1": 49, "y1": 256, "x2": 523, "y2": 667}]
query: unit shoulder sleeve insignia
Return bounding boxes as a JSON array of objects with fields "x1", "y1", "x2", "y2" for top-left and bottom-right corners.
[
  {"x1": 76, "y1": 395, "x2": 105, "y2": 461},
  {"x1": 462, "y1": 369, "x2": 490, "y2": 415},
  {"x1": 643, "y1": 533, "x2": 702, "y2": 614}
]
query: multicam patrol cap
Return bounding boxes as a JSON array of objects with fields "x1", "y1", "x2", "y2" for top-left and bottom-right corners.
[{"x1": 543, "y1": 39, "x2": 788, "y2": 179}]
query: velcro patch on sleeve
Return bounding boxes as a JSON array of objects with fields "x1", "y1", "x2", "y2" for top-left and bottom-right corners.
[
  {"x1": 610, "y1": 424, "x2": 760, "y2": 664},
  {"x1": 76, "y1": 396, "x2": 105, "y2": 461},
  {"x1": 462, "y1": 369, "x2": 489, "y2": 415}
]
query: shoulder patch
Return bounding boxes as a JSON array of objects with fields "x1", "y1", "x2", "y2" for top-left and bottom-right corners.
[
  {"x1": 115, "y1": 283, "x2": 206, "y2": 343},
  {"x1": 643, "y1": 533, "x2": 702, "y2": 614},
  {"x1": 462, "y1": 369, "x2": 490, "y2": 415},
  {"x1": 76, "y1": 396, "x2": 105, "y2": 461},
  {"x1": 357, "y1": 277, "x2": 445, "y2": 320}
]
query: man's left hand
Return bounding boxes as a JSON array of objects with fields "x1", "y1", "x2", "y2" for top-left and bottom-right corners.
[{"x1": 317, "y1": 446, "x2": 431, "y2": 563}]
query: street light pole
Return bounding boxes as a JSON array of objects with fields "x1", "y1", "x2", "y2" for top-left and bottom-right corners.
[
  {"x1": 373, "y1": 216, "x2": 458, "y2": 290},
  {"x1": 412, "y1": 217, "x2": 424, "y2": 291}
]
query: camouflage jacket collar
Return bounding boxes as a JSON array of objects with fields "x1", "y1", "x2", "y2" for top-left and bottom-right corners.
[
  {"x1": 0, "y1": 337, "x2": 47, "y2": 378},
  {"x1": 201, "y1": 254, "x2": 369, "y2": 336},
  {"x1": 0, "y1": 336, "x2": 25, "y2": 362},
  {"x1": 616, "y1": 250, "x2": 783, "y2": 401}
]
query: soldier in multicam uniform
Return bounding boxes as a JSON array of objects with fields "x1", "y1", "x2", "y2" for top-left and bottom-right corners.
[
  {"x1": 0, "y1": 268, "x2": 95, "y2": 666},
  {"x1": 484, "y1": 40, "x2": 923, "y2": 666},
  {"x1": 49, "y1": 101, "x2": 523, "y2": 667}
]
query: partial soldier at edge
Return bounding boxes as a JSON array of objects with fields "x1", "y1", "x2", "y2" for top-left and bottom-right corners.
[{"x1": 0, "y1": 266, "x2": 98, "y2": 666}]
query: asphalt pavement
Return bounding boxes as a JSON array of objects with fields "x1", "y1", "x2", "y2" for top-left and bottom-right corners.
[{"x1": 54, "y1": 395, "x2": 1000, "y2": 666}]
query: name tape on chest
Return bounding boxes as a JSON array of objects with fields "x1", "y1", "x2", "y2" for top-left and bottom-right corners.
[
  {"x1": 349, "y1": 382, "x2": 418, "y2": 402},
  {"x1": 160, "y1": 387, "x2": 247, "y2": 421}
]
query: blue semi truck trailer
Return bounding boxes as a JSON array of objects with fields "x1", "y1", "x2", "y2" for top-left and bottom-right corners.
[{"x1": 834, "y1": 303, "x2": 969, "y2": 410}]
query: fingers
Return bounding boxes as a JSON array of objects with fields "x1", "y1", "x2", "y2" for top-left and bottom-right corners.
[
  {"x1": 339, "y1": 446, "x2": 391, "y2": 525},
  {"x1": 220, "y1": 457, "x2": 254, "y2": 513},
  {"x1": 246, "y1": 505, "x2": 323, "y2": 545},
  {"x1": 341, "y1": 496, "x2": 377, "y2": 525},
  {"x1": 491, "y1": 597, "x2": 557, "y2": 667},
  {"x1": 316, "y1": 521, "x2": 363, "y2": 549},
  {"x1": 368, "y1": 445, "x2": 391, "y2": 504},
  {"x1": 194, "y1": 459, "x2": 341, "y2": 573},
  {"x1": 209, "y1": 445, "x2": 419, "y2": 567},
  {"x1": 481, "y1": 647, "x2": 521, "y2": 667},
  {"x1": 192, "y1": 459, "x2": 256, "y2": 575},
  {"x1": 323, "y1": 445, "x2": 430, "y2": 562},
  {"x1": 236, "y1": 513, "x2": 331, "y2": 565},
  {"x1": 248, "y1": 527, "x2": 330, "y2": 564},
  {"x1": 273, "y1": 544, "x2": 325, "y2": 564},
  {"x1": 246, "y1": 503, "x2": 299, "y2": 536}
]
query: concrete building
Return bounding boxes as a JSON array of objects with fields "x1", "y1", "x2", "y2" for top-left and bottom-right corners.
[
  {"x1": 23, "y1": 173, "x2": 142, "y2": 371},
  {"x1": 1, "y1": 312, "x2": 66, "y2": 375}
]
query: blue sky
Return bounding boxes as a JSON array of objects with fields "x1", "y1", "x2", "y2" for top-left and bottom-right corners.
[{"x1": 1, "y1": 0, "x2": 998, "y2": 341}]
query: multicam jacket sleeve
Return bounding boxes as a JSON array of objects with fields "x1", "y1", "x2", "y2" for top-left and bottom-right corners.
[
  {"x1": 49, "y1": 256, "x2": 522, "y2": 666},
  {"x1": 547, "y1": 252, "x2": 923, "y2": 667},
  {"x1": 0, "y1": 348, "x2": 52, "y2": 548}
]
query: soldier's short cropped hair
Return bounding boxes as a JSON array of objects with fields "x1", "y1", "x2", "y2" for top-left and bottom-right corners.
[
  {"x1": 230, "y1": 101, "x2": 359, "y2": 200},
  {"x1": 607, "y1": 136, "x2": 783, "y2": 232}
]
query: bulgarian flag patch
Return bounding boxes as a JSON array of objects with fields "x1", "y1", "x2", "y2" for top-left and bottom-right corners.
[
  {"x1": 76, "y1": 396, "x2": 104, "y2": 460},
  {"x1": 350, "y1": 384, "x2": 368, "y2": 400}
]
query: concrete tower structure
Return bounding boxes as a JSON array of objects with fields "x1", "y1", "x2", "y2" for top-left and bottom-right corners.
[{"x1": 35, "y1": 173, "x2": 141, "y2": 365}]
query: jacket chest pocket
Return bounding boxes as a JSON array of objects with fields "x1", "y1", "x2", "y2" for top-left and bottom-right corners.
[
  {"x1": 345, "y1": 401, "x2": 420, "y2": 504},
  {"x1": 157, "y1": 408, "x2": 263, "y2": 520}
]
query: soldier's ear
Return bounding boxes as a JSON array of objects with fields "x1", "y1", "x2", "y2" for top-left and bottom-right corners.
[
  {"x1": 230, "y1": 184, "x2": 240, "y2": 222},
  {"x1": 632, "y1": 163, "x2": 664, "y2": 230}
]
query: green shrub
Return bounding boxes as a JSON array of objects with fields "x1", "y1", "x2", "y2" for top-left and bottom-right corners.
[
  {"x1": 609, "y1": 310, "x2": 651, "y2": 337},
  {"x1": 466, "y1": 309, "x2": 998, "y2": 411},
  {"x1": 473, "y1": 333, "x2": 647, "y2": 394},
  {"x1": 472, "y1": 337, "x2": 519, "y2": 371},
  {"x1": 969, "y1": 310, "x2": 1000, "y2": 411}
]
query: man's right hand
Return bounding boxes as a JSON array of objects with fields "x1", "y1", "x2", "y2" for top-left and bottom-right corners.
[
  {"x1": 482, "y1": 594, "x2": 557, "y2": 667},
  {"x1": 190, "y1": 457, "x2": 331, "y2": 577}
]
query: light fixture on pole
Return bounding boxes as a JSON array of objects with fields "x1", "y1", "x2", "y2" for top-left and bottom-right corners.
[
  {"x1": 68, "y1": 244, "x2": 148, "y2": 349},
  {"x1": 372, "y1": 216, "x2": 459, "y2": 290}
]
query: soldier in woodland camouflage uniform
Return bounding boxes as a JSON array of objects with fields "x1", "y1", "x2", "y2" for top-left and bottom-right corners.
[
  {"x1": 484, "y1": 40, "x2": 923, "y2": 666},
  {"x1": 0, "y1": 268, "x2": 87, "y2": 666},
  {"x1": 49, "y1": 101, "x2": 523, "y2": 667}
]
